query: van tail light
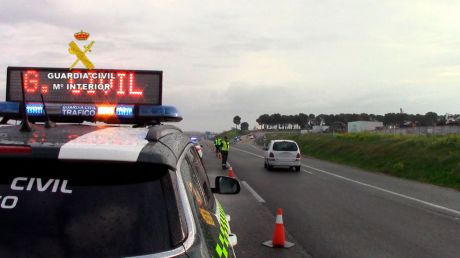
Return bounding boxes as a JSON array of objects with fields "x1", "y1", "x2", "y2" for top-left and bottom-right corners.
[
  {"x1": 269, "y1": 152, "x2": 275, "y2": 160},
  {"x1": 296, "y1": 153, "x2": 301, "y2": 160},
  {"x1": 0, "y1": 145, "x2": 32, "y2": 154}
]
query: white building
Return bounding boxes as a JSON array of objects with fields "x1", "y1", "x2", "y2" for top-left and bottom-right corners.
[
  {"x1": 312, "y1": 125, "x2": 329, "y2": 133},
  {"x1": 347, "y1": 121, "x2": 383, "y2": 132}
]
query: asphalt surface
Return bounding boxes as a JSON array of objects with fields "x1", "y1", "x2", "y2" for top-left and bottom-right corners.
[
  {"x1": 202, "y1": 142, "x2": 311, "y2": 258},
  {"x1": 202, "y1": 139, "x2": 460, "y2": 258}
]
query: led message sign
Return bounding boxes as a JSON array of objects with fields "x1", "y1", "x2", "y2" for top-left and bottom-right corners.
[{"x1": 7, "y1": 67, "x2": 162, "y2": 105}]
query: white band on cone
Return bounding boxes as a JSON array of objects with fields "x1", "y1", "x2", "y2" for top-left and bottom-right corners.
[{"x1": 275, "y1": 214, "x2": 283, "y2": 224}]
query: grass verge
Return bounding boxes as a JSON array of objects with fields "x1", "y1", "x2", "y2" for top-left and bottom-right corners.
[{"x1": 266, "y1": 132, "x2": 460, "y2": 191}]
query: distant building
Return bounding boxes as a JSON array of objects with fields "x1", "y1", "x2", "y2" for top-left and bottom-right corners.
[
  {"x1": 348, "y1": 121, "x2": 383, "y2": 132},
  {"x1": 312, "y1": 125, "x2": 329, "y2": 133}
]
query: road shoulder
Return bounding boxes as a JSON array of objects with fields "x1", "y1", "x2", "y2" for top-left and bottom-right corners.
[{"x1": 202, "y1": 143, "x2": 311, "y2": 258}]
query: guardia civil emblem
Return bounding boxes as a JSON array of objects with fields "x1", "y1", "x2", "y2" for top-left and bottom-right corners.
[{"x1": 68, "y1": 30, "x2": 95, "y2": 70}]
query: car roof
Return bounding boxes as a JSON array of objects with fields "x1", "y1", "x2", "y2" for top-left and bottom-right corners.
[
  {"x1": 0, "y1": 123, "x2": 190, "y2": 170},
  {"x1": 271, "y1": 139, "x2": 298, "y2": 143}
]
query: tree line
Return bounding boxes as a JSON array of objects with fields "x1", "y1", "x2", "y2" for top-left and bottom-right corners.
[
  {"x1": 233, "y1": 115, "x2": 249, "y2": 131},
  {"x1": 255, "y1": 112, "x2": 453, "y2": 130}
]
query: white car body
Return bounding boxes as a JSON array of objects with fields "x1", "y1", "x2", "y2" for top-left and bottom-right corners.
[
  {"x1": 194, "y1": 144, "x2": 203, "y2": 158},
  {"x1": 264, "y1": 140, "x2": 301, "y2": 171}
]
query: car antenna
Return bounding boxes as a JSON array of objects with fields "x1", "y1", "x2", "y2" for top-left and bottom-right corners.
[
  {"x1": 19, "y1": 72, "x2": 32, "y2": 132},
  {"x1": 40, "y1": 93, "x2": 56, "y2": 128}
]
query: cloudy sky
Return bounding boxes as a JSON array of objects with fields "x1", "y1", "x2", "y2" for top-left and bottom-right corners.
[{"x1": 1, "y1": 0, "x2": 460, "y2": 132}]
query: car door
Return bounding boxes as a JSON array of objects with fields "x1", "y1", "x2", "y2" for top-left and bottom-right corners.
[{"x1": 180, "y1": 146, "x2": 234, "y2": 258}]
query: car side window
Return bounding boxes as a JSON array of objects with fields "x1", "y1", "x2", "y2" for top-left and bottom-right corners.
[
  {"x1": 181, "y1": 159, "x2": 207, "y2": 209},
  {"x1": 180, "y1": 158, "x2": 220, "y2": 254},
  {"x1": 186, "y1": 148, "x2": 213, "y2": 207}
]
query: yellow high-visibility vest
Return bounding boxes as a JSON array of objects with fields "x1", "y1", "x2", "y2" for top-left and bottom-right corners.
[{"x1": 221, "y1": 140, "x2": 230, "y2": 151}]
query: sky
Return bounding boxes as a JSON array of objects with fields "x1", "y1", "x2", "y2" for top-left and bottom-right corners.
[{"x1": 1, "y1": 0, "x2": 460, "y2": 132}]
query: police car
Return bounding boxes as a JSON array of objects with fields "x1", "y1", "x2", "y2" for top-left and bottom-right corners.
[{"x1": 0, "y1": 67, "x2": 239, "y2": 258}]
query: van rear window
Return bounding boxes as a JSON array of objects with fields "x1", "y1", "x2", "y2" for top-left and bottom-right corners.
[
  {"x1": 0, "y1": 159, "x2": 180, "y2": 258},
  {"x1": 273, "y1": 141, "x2": 298, "y2": 151}
]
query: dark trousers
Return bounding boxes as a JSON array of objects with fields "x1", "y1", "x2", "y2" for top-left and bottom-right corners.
[{"x1": 221, "y1": 150, "x2": 228, "y2": 167}]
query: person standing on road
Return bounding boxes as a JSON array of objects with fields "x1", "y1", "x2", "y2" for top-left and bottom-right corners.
[
  {"x1": 215, "y1": 137, "x2": 222, "y2": 159},
  {"x1": 221, "y1": 136, "x2": 230, "y2": 169},
  {"x1": 214, "y1": 137, "x2": 219, "y2": 154},
  {"x1": 214, "y1": 137, "x2": 220, "y2": 156}
]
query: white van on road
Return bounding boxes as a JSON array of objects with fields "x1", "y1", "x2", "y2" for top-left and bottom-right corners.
[{"x1": 263, "y1": 140, "x2": 301, "y2": 172}]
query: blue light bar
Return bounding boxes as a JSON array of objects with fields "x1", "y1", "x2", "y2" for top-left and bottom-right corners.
[
  {"x1": 26, "y1": 103, "x2": 44, "y2": 116},
  {"x1": 139, "y1": 105, "x2": 182, "y2": 122},
  {"x1": 0, "y1": 102, "x2": 44, "y2": 116},
  {"x1": 0, "y1": 102, "x2": 182, "y2": 123},
  {"x1": 191, "y1": 136, "x2": 198, "y2": 144},
  {"x1": 0, "y1": 102, "x2": 19, "y2": 114},
  {"x1": 116, "y1": 105, "x2": 134, "y2": 118}
]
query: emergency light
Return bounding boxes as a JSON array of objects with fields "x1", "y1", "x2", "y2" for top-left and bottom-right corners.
[{"x1": 0, "y1": 67, "x2": 182, "y2": 124}]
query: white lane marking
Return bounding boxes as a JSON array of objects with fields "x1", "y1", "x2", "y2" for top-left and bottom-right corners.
[
  {"x1": 59, "y1": 127, "x2": 149, "y2": 162},
  {"x1": 303, "y1": 170, "x2": 313, "y2": 174},
  {"x1": 234, "y1": 145, "x2": 460, "y2": 217},
  {"x1": 248, "y1": 144, "x2": 263, "y2": 151},
  {"x1": 241, "y1": 181, "x2": 266, "y2": 203},
  {"x1": 232, "y1": 146, "x2": 264, "y2": 159},
  {"x1": 301, "y1": 164, "x2": 460, "y2": 217}
]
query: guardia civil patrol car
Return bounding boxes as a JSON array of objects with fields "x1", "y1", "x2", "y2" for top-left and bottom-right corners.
[{"x1": 0, "y1": 67, "x2": 239, "y2": 258}]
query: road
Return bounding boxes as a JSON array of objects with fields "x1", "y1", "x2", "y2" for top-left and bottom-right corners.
[{"x1": 203, "y1": 139, "x2": 460, "y2": 258}]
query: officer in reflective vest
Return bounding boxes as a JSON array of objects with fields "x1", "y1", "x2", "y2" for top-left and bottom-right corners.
[
  {"x1": 221, "y1": 136, "x2": 230, "y2": 169},
  {"x1": 214, "y1": 137, "x2": 219, "y2": 154},
  {"x1": 214, "y1": 137, "x2": 222, "y2": 157}
]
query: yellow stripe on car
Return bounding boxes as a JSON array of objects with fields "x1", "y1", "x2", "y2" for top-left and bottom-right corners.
[{"x1": 214, "y1": 203, "x2": 230, "y2": 258}]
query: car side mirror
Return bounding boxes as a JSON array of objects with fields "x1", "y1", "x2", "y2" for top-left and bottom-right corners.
[{"x1": 212, "y1": 176, "x2": 240, "y2": 194}]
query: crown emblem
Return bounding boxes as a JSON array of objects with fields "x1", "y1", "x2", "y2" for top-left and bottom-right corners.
[{"x1": 74, "y1": 30, "x2": 90, "y2": 41}]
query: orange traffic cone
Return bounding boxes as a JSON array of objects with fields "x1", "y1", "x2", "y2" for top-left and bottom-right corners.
[
  {"x1": 228, "y1": 166, "x2": 234, "y2": 178},
  {"x1": 262, "y1": 208, "x2": 295, "y2": 248}
]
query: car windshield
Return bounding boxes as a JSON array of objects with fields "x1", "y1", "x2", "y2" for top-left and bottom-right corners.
[
  {"x1": 273, "y1": 141, "x2": 298, "y2": 151},
  {"x1": 0, "y1": 158, "x2": 182, "y2": 258}
]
